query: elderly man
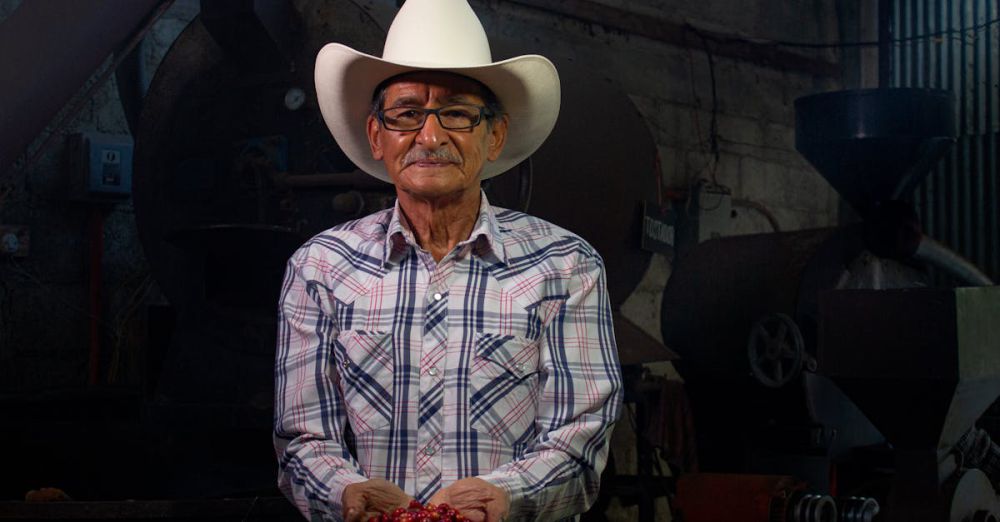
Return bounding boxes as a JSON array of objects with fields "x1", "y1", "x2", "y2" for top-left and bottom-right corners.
[{"x1": 273, "y1": 1, "x2": 622, "y2": 520}]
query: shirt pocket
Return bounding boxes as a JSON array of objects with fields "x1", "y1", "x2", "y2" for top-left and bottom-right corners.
[
  {"x1": 469, "y1": 332, "x2": 542, "y2": 447},
  {"x1": 333, "y1": 330, "x2": 394, "y2": 434}
]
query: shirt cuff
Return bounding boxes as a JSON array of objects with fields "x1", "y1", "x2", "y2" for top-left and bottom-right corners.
[
  {"x1": 479, "y1": 471, "x2": 527, "y2": 519},
  {"x1": 327, "y1": 471, "x2": 370, "y2": 519}
]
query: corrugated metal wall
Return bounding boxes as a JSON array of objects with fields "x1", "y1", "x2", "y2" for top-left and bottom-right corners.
[{"x1": 890, "y1": 0, "x2": 999, "y2": 280}]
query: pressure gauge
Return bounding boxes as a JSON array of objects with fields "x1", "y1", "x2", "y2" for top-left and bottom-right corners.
[
  {"x1": 1, "y1": 232, "x2": 19, "y2": 254},
  {"x1": 284, "y1": 87, "x2": 306, "y2": 111}
]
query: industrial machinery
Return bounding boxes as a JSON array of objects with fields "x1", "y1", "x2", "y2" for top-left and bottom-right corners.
[{"x1": 664, "y1": 88, "x2": 1000, "y2": 521}]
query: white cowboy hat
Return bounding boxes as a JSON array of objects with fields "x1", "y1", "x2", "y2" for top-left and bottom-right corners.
[{"x1": 314, "y1": 0, "x2": 560, "y2": 183}]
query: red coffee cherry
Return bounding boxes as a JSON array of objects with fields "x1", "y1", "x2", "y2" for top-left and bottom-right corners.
[{"x1": 379, "y1": 501, "x2": 467, "y2": 522}]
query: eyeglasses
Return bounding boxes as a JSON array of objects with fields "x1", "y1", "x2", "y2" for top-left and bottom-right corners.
[{"x1": 377, "y1": 104, "x2": 492, "y2": 131}]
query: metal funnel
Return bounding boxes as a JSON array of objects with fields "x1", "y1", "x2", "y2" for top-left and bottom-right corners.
[
  {"x1": 795, "y1": 89, "x2": 956, "y2": 216},
  {"x1": 819, "y1": 286, "x2": 1000, "y2": 453}
]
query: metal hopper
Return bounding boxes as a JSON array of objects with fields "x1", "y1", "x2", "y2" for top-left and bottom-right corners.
[{"x1": 795, "y1": 88, "x2": 955, "y2": 216}]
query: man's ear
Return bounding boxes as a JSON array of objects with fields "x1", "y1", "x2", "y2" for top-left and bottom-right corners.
[
  {"x1": 367, "y1": 115, "x2": 383, "y2": 160},
  {"x1": 486, "y1": 114, "x2": 509, "y2": 162}
]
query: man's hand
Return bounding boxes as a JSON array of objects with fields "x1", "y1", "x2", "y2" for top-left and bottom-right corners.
[
  {"x1": 342, "y1": 478, "x2": 412, "y2": 522},
  {"x1": 428, "y1": 477, "x2": 509, "y2": 522}
]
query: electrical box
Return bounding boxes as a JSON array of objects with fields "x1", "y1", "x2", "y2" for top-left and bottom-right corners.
[
  {"x1": 672, "y1": 183, "x2": 733, "y2": 258},
  {"x1": 69, "y1": 132, "x2": 134, "y2": 199},
  {"x1": 692, "y1": 184, "x2": 733, "y2": 243}
]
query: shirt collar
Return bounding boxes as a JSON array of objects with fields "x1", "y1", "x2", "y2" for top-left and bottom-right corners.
[{"x1": 382, "y1": 189, "x2": 507, "y2": 266}]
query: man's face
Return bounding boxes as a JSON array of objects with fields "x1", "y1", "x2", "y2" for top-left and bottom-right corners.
[{"x1": 366, "y1": 72, "x2": 508, "y2": 201}]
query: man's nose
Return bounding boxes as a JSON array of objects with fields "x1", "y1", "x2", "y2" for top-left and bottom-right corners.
[{"x1": 415, "y1": 112, "x2": 449, "y2": 147}]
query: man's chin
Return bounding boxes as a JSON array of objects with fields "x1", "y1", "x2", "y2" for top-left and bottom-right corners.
[
  {"x1": 395, "y1": 172, "x2": 479, "y2": 202},
  {"x1": 400, "y1": 184, "x2": 466, "y2": 201}
]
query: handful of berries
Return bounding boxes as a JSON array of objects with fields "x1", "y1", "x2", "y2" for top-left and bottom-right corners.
[{"x1": 368, "y1": 500, "x2": 468, "y2": 522}]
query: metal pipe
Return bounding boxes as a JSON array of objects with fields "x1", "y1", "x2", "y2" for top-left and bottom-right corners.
[
  {"x1": 914, "y1": 235, "x2": 995, "y2": 286},
  {"x1": 947, "y1": 0, "x2": 960, "y2": 254},
  {"x1": 732, "y1": 198, "x2": 781, "y2": 232},
  {"x1": 972, "y1": 0, "x2": 985, "y2": 271},
  {"x1": 88, "y1": 208, "x2": 106, "y2": 386},
  {"x1": 922, "y1": 0, "x2": 930, "y2": 87},
  {"x1": 910, "y1": 0, "x2": 918, "y2": 86},
  {"x1": 878, "y1": 0, "x2": 892, "y2": 87},
  {"x1": 987, "y1": 0, "x2": 998, "y2": 280},
  {"x1": 959, "y1": 1, "x2": 972, "y2": 257}
]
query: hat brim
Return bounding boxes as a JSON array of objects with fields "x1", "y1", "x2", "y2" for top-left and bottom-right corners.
[{"x1": 314, "y1": 43, "x2": 560, "y2": 183}]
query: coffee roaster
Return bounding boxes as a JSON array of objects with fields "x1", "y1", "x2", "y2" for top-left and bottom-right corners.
[{"x1": 664, "y1": 88, "x2": 1000, "y2": 522}]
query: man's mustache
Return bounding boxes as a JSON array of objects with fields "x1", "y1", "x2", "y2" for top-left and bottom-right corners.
[{"x1": 403, "y1": 147, "x2": 462, "y2": 167}]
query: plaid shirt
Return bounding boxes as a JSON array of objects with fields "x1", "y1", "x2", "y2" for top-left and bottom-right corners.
[{"x1": 274, "y1": 192, "x2": 622, "y2": 521}]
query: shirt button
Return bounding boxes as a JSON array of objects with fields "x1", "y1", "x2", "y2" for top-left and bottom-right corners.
[
  {"x1": 427, "y1": 367, "x2": 439, "y2": 377},
  {"x1": 432, "y1": 292, "x2": 443, "y2": 301},
  {"x1": 515, "y1": 362, "x2": 526, "y2": 374},
  {"x1": 424, "y1": 446, "x2": 436, "y2": 456},
  {"x1": 342, "y1": 360, "x2": 350, "y2": 369}
]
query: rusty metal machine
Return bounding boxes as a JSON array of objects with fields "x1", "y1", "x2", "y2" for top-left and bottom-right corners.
[{"x1": 664, "y1": 88, "x2": 1000, "y2": 522}]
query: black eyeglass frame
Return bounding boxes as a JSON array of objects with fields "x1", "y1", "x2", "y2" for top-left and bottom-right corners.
[{"x1": 376, "y1": 104, "x2": 494, "y2": 132}]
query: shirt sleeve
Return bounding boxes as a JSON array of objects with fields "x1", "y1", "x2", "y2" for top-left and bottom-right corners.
[
  {"x1": 274, "y1": 248, "x2": 368, "y2": 521},
  {"x1": 478, "y1": 250, "x2": 624, "y2": 519}
]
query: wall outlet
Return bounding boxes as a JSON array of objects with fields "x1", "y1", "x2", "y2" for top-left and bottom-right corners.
[
  {"x1": 669, "y1": 183, "x2": 734, "y2": 259},
  {"x1": 0, "y1": 226, "x2": 29, "y2": 257}
]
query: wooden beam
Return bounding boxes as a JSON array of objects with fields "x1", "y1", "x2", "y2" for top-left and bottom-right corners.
[{"x1": 486, "y1": 0, "x2": 842, "y2": 77}]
